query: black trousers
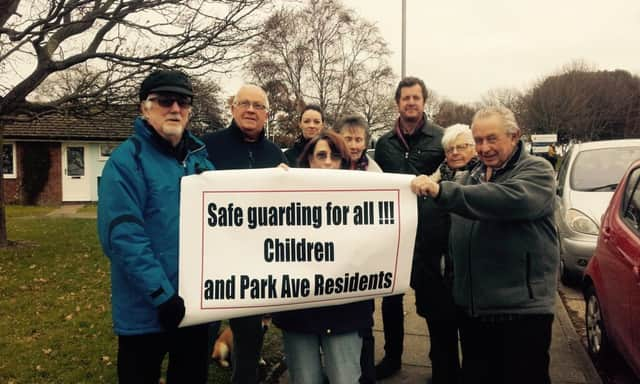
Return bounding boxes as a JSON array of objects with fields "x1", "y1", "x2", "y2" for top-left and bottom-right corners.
[
  {"x1": 425, "y1": 318, "x2": 460, "y2": 384},
  {"x1": 117, "y1": 324, "x2": 209, "y2": 384},
  {"x1": 459, "y1": 312, "x2": 553, "y2": 384},
  {"x1": 381, "y1": 293, "x2": 404, "y2": 363},
  {"x1": 229, "y1": 314, "x2": 265, "y2": 384},
  {"x1": 359, "y1": 327, "x2": 375, "y2": 383}
]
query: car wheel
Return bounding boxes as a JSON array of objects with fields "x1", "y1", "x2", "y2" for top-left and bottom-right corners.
[{"x1": 585, "y1": 285, "x2": 611, "y2": 360}]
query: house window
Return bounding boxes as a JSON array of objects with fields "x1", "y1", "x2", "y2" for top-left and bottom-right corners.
[
  {"x1": 2, "y1": 142, "x2": 16, "y2": 178},
  {"x1": 99, "y1": 143, "x2": 119, "y2": 161}
]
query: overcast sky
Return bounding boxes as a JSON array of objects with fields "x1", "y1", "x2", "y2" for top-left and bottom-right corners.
[
  {"x1": 5, "y1": 1, "x2": 640, "y2": 106},
  {"x1": 331, "y1": 0, "x2": 640, "y2": 103}
]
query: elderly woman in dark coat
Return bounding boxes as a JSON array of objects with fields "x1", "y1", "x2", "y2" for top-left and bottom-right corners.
[{"x1": 412, "y1": 123, "x2": 478, "y2": 384}]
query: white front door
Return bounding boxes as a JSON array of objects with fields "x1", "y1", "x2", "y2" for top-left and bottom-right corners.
[{"x1": 62, "y1": 143, "x2": 91, "y2": 202}]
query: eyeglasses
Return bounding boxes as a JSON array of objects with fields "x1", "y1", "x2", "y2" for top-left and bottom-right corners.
[
  {"x1": 314, "y1": 151, "x2": 343, "y2": 161},
  {"x1": 147, "y1": 95, "x2": 192, "y2": 108},
  {"x1": 445, "y1": 143, "x2": 473, "y2": 154},
  {"x1": 234, "y1": 100, "x2": 267, "y2": 111}
]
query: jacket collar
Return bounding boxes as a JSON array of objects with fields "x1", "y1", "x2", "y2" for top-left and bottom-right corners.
[
  {"x1": 293, "y1": 135, "x2": 311, "y2": 150},
  {"x1": 352, "y1": 152, "x2": 370, "y2": 170},
  {"x1": 471, "y1": 140, "x2": 526, "y2": 183},
  {"x1": 393, "y1": 113, "x2": 437, "y2": 138},
  {"x1": 229, "y1": 119, "x2": 266, "y2": 143},
  {"x1": 133, "y1": 117, "x2": 202, "y2": 161}
]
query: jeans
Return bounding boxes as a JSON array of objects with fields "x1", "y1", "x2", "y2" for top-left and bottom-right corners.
[
  {"x1": 283, "y1": 331, "x2": 362, "y2": 384},
  {"x1": 230, "y1": 315, "x2": 265, "y2": 384},
  {"x1": 459, "y1": 312, "x2": 553, "y2": 384},
  {"x1": 117, "y1": 324, "x2": 209, "y2": 384}
]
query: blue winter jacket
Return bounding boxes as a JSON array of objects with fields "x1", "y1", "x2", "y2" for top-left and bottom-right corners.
[{"x1": 97, "y1": 117, "x2": 214, "y2": 335}]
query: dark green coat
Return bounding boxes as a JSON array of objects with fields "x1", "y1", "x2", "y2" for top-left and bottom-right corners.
[
  {"x1": 436, "y1": 142, "x2": 559, "y2": 316},
  {"x1": 373, "y1": 116, "x2": 444, "y2": 176},
  {"x1": 374, "y1": 115, "x2": 453, "y2": 319}
]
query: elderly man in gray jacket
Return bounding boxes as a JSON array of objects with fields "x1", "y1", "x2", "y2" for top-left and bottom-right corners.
[{"x1": 411, "y1": 106, "x2": 559, "y2": 384}]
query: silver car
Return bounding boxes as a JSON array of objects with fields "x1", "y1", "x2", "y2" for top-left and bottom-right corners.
[{"x1": 556, "y1": 139, "x2": 640, "y2": 284}]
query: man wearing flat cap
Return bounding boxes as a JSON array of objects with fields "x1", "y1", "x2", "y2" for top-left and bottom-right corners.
[{"x1": 98, "y1": 69, "x2": 214, "y2": 383}]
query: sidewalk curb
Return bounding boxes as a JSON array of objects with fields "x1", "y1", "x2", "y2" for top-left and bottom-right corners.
[{"x1": 556, "y1": 292, "x2": 603, "y2": 384}]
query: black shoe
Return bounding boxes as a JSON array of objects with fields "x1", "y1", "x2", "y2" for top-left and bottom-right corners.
[{"x1": 375, "y1": 358, "x2": 401, "y2": 380}]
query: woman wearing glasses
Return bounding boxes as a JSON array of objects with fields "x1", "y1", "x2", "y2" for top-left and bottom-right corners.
[
  {"x1": 273, "y1": 131, "x2": 374, "y2": 383},
  {"x1": 413, "y1": 123, "x2": 478, "y2": 384},
  {"x1": 431, "y1": 124, "x2": 478, "y2": 183},
  {"x1": 284, "y1": 104, "x2": 325, "y2": 167}
]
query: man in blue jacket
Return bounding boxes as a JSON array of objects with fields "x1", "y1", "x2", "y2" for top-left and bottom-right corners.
[
  {"x1": 202, "y1": 84, "x2": 286, "y2": 383},
  {"x1": 98, "y1": 70, "x2": 214, "y2": 383},
  {"x1": 411, "y1": 106, "x2": 559, "y2": 384}
]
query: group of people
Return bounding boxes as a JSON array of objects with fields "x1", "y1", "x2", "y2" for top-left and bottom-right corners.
[{"x1": 97, "y1": 70, "x2": 559, "y2": 384}]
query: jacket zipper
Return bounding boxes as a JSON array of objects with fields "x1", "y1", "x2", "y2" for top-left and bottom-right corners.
[
  {"x1": 181, "y1": 142, "x2": 207, "y2": 174},
  {"x1": 248, "y1": 150, "x2": 254, "y2": 168}
]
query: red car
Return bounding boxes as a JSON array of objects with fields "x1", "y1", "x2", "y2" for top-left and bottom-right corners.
[{"x1": 583, "y1": 159, "x2": 640, "y2": 377}]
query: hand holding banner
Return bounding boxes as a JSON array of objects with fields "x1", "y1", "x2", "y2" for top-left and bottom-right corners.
[{"x1": 179, "y1": 167, "x2": 417, "y2": 326}]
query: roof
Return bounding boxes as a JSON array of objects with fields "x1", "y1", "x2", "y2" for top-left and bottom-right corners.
[
  {"x1": 573, "y1": 138, "x2": 640, "y2": 151},
  {"x1": 2, "y1": 108, "x2": 138, "y2": 141}
]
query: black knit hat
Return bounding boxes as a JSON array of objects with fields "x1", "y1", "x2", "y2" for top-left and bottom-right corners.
[{"x1": 139, "y1": 70, "x2": 193, "y2": 101}]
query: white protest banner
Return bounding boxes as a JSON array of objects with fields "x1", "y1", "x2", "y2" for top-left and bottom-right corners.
[{"x1": 179, "y1": 167, "x2": 417, "y2": 327}]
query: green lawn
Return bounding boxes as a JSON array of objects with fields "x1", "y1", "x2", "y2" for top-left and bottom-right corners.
[{"x1": 0, "y1": 206, "x2": 283, "y2": 383}]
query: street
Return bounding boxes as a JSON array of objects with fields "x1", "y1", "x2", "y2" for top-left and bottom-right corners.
[{"x1": 558, "y1": 282, "x2": 637, "y2": 384}]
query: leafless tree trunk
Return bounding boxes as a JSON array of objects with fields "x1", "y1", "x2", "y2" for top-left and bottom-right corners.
[{"x1": 0, "y1": 128, "x2": 7, "y2": 246}]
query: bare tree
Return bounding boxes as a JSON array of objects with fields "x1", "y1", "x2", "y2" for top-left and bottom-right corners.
[
  {"x1": 245, "y1": 0, "x2": 394, "y2": 143},
  {"x1": 0, "y1": 0, "x2": 269, "y2": 246},
  {"x1": 190, "y1": 77, "x2": 228, "y2": 135},
  {"x1": 481, "y1": 88, "x2": 522, "y2": 111},
  {"x1": 433, "y1": 99, "x2": 477, "y2": 128},
  {"x1": 352, "y1": 66, "x2": 396, "y2": 137},
  {"x1": 1, "y1": 0, "x2": 268, "y2": 116},
  {"x1": 519, "y1": 66, "x2": 640, "y2": 143}
]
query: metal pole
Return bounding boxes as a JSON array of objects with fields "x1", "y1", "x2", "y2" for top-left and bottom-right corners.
[{"x1": 401, "y1": 0, "x2": 406, "y2": 79}]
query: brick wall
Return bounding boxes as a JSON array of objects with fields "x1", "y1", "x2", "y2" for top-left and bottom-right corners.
[
  {"x1": 36, "y1": 144, "x2": 62, "y2": 205},
  {"x1": 2, "y1": 142, "x2": 62, "y2": 205},
  {"x1": 2, "y1": 178, "x2": 19, "y2": 204}
]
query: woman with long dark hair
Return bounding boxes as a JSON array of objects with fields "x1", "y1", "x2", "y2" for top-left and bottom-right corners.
[
  {"x1": 274, "y1": 131, "x2": 373, "y2": 383},
  {"x1": 284, "y1": 104, "x2": 325, "y2": 167}
]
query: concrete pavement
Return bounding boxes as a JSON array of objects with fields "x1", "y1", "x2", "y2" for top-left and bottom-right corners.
[
  {"x1": 278, "y1": 290, "x2": 602, "y2": 384},
  {"x1": 46, "y1": 204, "x2": 96, "y2": 218}
]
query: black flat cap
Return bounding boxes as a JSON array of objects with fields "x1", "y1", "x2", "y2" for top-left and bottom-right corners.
[{"x1": 139, "y1": 70, "x2": 194, "y2": 101}]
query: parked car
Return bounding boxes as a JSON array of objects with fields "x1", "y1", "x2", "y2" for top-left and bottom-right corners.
[
  {"x1": 583, "y1": 159, "x2": 640, "y2": 377},
  {"x1": 555, "y1": 139, "x2": 640, "y2": 284}
]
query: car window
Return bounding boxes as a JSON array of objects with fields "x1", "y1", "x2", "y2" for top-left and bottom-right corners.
[
  {"x1": 623, "y1": 167, "x2": 640, "y2": 232},
  {"x1": 570, "y1": 147, "x2": 640, "y2": 192}
]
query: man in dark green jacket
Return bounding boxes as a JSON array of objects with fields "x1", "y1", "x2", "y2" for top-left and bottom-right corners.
[
  {"x1": 373, "y1": 77, "x2": 453, "y2": 381},
  {"x1": 411, "y1": 106, "x2": 559, "y2": 384}
]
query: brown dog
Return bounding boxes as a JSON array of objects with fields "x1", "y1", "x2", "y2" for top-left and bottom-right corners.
[
  {"x1": 211, "y1": 326, "x2": 234, "y2": 367},
  {"x1": 211, "y1": 316, "x2": 271, "y2": 368}
]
